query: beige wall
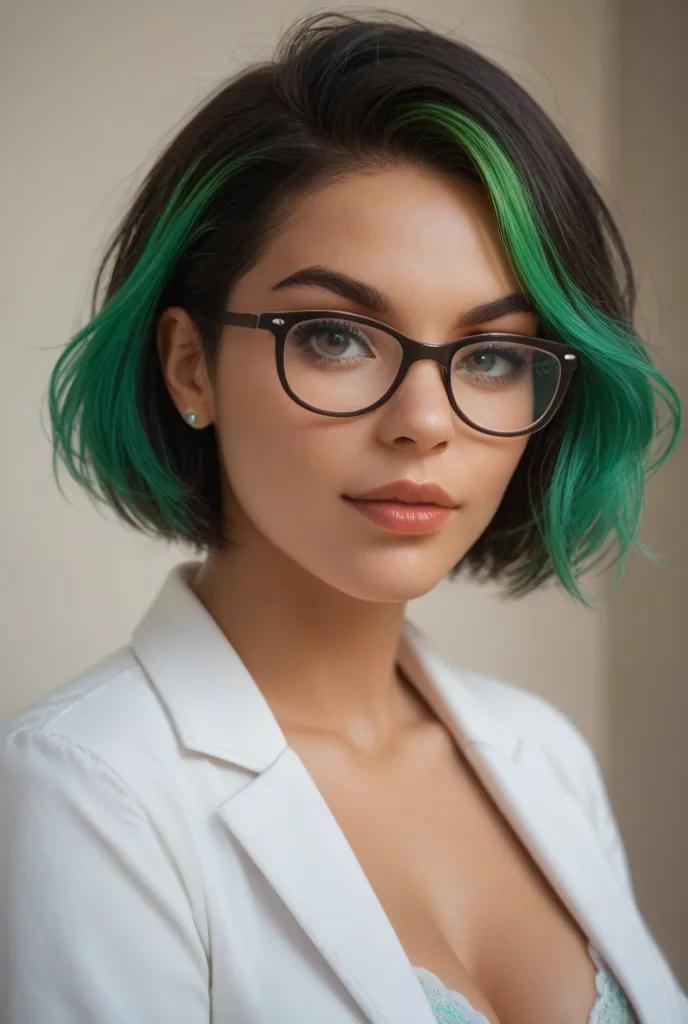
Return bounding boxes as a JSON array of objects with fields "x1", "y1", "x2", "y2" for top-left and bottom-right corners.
[
  {"x1": 604, "y1": 0, "x2": 688, "y2": 985},
  {"x1": 2, "y1": 0, "x2": 685, "y2": 983}
]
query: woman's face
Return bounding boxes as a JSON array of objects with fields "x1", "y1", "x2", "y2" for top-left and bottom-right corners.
[{"x1": 191, "y1": 164, "x2": 536, "y2": 602}]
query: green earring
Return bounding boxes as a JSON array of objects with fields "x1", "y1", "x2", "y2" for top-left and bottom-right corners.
[{"x1": 184, "y1": 410, "x2": 198, "y2": 427}]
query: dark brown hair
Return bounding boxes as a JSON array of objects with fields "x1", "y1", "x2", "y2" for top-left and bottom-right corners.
[{"x1": 47, "y1": 8, "x2": 681, "y2": 603}]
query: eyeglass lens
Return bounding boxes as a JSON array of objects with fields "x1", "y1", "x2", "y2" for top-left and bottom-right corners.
[{"x1": 282, "y1": 316, "x2": 561, "y2": 431}]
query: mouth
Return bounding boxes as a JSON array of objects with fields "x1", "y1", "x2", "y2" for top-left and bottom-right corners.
[
  {"x1": 343, "y1": 479, "x2": 458, "y2": 508},
  {"x1": 342, "y1": 496, "x2": 455, "y2": 535}
]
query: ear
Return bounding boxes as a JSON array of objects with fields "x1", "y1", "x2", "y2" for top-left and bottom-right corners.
[{"x1": 156, "y1": 307, "x2": 215, "y2": 426}]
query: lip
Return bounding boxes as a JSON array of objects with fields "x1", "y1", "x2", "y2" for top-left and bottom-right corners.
[
  {"x1": 343, "y1": 479, "x2": 458, "y2": 508},
  {"x1": 344, "y1": 500, "x2": 453, "y2": 535}
]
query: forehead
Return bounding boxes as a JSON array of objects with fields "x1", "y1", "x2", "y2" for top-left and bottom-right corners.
[{"x1": 244, "y1": 165, "x2": 519, "y2": 309}]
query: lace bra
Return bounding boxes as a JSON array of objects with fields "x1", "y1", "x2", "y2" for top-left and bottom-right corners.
[{"x1": 414, "y1": 941, "x2": 639, "y2": 1023}]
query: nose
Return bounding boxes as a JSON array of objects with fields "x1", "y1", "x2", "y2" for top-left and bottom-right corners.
[{"x1": 377, "y1": 358, "x2": 456, "y2": 450}]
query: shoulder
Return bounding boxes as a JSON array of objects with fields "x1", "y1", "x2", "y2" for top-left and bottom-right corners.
[
  {"x1": 462, "y1": 669, "x2": 596, "y2": 764},
  {"x1": 407, "y1": 620, "x2": 603, "y2": 810},
  {"x1": 448, "y1": 664, "x2": 635, "y2": 893},
  {"x1": 0, "y1": 652, "x2": 211, "y2": 1011},
  {"x1": 456, "y1": 666, "x2": 605, "y2": 804},
  {"x1": 0, "y1": 645, "x2": 211, "y2": 903},
  {"x1": 406, "y1": 611, "x2": 601, "y2": 788},
  {"x1": 2, "y1": 646, "x2": 168, "y2": 747},
  {"x1": 0, "y1": 646, "x2": 187, "y2": 815}
]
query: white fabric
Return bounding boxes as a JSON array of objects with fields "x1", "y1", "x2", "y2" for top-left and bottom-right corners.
[{"x1": 1, "y1": 560, "x2": 686, "y2": 1024}]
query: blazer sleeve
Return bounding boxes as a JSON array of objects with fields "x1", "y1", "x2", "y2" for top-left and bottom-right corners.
[{"x1": 0, "y1": 727, "x2": 210, "y2": 1024}]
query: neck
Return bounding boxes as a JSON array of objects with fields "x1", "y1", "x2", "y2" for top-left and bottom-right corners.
[{"x1": 192, "y1": 530, "x2": 432, "y2": 755}]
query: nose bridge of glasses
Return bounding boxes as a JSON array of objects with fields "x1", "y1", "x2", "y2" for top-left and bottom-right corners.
[
  {"x1": 393, "y1": 340, "x2": 454, "y2": 407},
  {"x1": 403, "y1": 334, "x2": 457, "y2": 370}
]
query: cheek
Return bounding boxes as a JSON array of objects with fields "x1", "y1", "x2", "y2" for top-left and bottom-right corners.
[
  {"x1": 459, "y1": 434, "x2": 528, "y2": 526},
  {"x1": 213, "y1": 339, "x2": 343, "y2": 529},
  {"x1": 211, "y1": 333, "x2": 530, "y2": 596},
  {"x1": 444, "y1": 432, "x2": 524, "y2": 552}
]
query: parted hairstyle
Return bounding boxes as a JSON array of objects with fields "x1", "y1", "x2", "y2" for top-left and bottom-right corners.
[{"x1": 47, "y1": 8, "x2": 682, "y2": 605}]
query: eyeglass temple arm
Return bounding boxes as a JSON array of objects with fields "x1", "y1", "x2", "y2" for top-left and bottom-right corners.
[{"x1": 222, "y1": 312, "x2": 260, "y2": 328}]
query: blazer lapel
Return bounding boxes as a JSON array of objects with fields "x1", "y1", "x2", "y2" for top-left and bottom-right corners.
[
  {"x1": 460, "y1": 742, "x2": 676, "y2": 1024},
  {"x1": 403, "y1": 626, "x2": 681, "y2": 1024},
  {"x1": 218, "y1": 747, "x2": 439, "y2": 1024},
  {"x1": 132, "y1": 562, "x2": 438, "y2": 1023},
  {"x1": 132, "y1": 562, "x2": 680, "y2": 1024}
]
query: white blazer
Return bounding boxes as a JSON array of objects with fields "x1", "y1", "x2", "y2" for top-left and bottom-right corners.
[{"x1": 1, "y1": 560, "x2": 685, "y2": 1024}]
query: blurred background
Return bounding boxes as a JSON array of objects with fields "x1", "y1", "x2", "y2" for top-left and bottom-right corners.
[{"x1": 2, "y1": 0, "x2": 686, "y2": 985}]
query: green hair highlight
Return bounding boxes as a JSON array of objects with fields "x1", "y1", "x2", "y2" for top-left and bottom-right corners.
[
  {"x1": 389, "y1": 102, "x2": 682, "y2": 604},
  {"x1": 47, "y1": 103, "x2": 682, "y2": 604},
  {"x1": 48, "y1": 150, "x2": 254, "y2": 537}
]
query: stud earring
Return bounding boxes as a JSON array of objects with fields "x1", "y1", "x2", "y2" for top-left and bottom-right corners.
[{"x1": 183, "y1": 409, "x2": 198, "y2": 427}]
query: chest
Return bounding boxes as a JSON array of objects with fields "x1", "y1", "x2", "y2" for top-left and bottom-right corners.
[{"x1": 285, "y1": 720, "x2": 604, "y2": 1024}]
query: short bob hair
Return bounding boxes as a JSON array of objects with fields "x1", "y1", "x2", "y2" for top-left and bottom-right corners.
[{"x1": 48, "y1": 8, "x2": 681, "y2": 605}]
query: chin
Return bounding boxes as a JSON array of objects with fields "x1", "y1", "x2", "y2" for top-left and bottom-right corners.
[{"x1": 321, "y1": 547, "x2": 460, "y2": 604}]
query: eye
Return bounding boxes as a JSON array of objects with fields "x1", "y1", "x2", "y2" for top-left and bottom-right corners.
[
  {"x1": 288, "y1": 319, "x2": 376, "y2": 364},
  {"x1": 454, "y1": 341, "x2": 530, "y2": 386}
]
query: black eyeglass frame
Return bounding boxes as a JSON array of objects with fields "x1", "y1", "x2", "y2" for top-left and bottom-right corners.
[{"x1": 220, "y1": 308, "x2": 580, "y2": 437}]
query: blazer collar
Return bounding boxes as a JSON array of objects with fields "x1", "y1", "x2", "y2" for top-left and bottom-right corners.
[
  {"x1": 131, "y1": 559, "x2": 519, "y2": 771},
  {"x1": 130, "y1": 560, "x2": 679, "y2": 1024}
]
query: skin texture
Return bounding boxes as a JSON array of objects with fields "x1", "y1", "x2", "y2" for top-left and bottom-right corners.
[
  {"x1": 157, "y1": 163, "x2": 535, "y2": 753},
  {"x1": 157, "y1": 164, "x2": 604, "y2": 1022}
]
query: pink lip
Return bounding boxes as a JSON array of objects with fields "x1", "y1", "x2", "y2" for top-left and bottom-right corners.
[
  {"x1": 344, "y1": 479, "x2": 457, "y2": 508},
  {"x1": 343, "y1": 499, "x2": 453, "y2": 534}
]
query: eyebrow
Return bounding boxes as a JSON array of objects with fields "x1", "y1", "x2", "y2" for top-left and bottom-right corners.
[{"x1": 270, "y1": 265, "x2": 534, "y2": 327}]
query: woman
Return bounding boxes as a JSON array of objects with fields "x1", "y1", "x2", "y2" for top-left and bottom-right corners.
[{"x1": 1, "y1": 9, "x2": 685, "y2": 1023}]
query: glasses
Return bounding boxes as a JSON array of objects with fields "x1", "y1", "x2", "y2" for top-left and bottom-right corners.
[{"x1": 221, "y1": 308, "x2": 579, "y2": 437}]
